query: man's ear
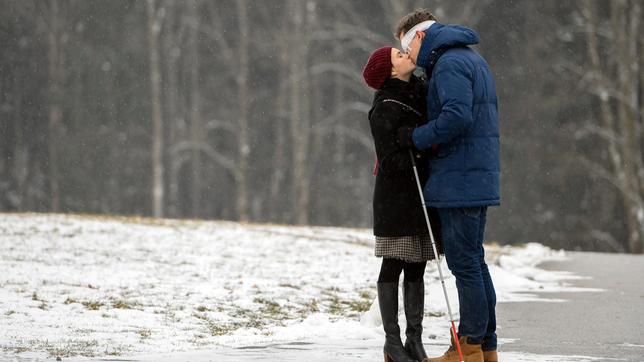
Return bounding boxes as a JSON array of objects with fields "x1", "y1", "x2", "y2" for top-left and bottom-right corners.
[{"x1": 416, "y1": 30, "x2": 425, "y2": 40}]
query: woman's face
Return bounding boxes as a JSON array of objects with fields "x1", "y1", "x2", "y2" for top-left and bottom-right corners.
[{"x1": 390, "y1": 48, "x2": 415, "y2": 78}]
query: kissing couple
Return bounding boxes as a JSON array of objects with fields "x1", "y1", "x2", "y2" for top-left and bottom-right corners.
[{"x1": 363, "y1": 8, "x2": 500, "y2": 362}]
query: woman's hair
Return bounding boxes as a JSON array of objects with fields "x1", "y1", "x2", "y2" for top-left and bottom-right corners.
[{"x1": 394, "y1": 9, "x2": 439, "y2": 39}]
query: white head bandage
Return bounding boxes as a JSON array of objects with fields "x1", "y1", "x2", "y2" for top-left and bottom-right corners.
[{"x1": 400, "y1": 20, "x2": 435, "y2": 52}]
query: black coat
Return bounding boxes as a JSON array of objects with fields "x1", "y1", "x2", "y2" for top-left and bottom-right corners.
[{"x1": 368, "y1": 77, "x2": 441, "y2": 239}]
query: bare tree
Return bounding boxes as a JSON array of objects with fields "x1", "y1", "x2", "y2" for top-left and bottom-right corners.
[
  {"x1": 162, "y1": 0, "x2": 184, "y2": 218},
  {"x1": 268, "y1": 31, "x2": 290, "y2": 222},
  {"x1": 187, "y1": 0, "x2": 203, "y2": 217},
  {"x1": 580, "y1": 0, "x2": 644, "y2": 253},
  {"x1": 287, "y1": 0, "x2": 308, "y2": 224},
  {"x1": 6, "y1": 0, "x2": 644, "y2": 253},
  {"x1": 236, "y1": 0, "x2": 250, "y2": 221},
  {"x1": 146, "y1": 0, "x2": 165, "y2": 217},
  {"x1": 47, "y1": 0, "x2": 64, "y2": 212}
]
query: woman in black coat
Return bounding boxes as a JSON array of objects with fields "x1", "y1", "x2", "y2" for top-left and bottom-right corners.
[{"x1": 363, "y1": 46, "x2": 442, "y2": 362}]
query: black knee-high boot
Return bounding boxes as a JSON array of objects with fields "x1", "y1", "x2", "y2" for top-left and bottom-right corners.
[
  {"x1": 378, "y1": 282, "x2": 418, "y2": 362},
  {"x1": 403, "y1": 281, "x2": 428, "y2": 360}
]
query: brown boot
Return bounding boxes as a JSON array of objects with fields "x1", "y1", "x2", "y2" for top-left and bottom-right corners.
[
  {"x1": 423, "y1": 335, "x2": 483, "y2": 362},
  {"x1": 483, "y1": 350, "x2": 498, "y2": 362}
]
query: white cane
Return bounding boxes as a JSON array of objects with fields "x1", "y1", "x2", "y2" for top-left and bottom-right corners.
[{"x1": 408, "y1": 149, "x2": 464, "y2": 362}]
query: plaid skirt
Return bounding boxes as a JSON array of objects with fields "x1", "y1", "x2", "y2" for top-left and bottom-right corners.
[{"x1": 375, "y1": 234, "x2": 441, "y2": 262}]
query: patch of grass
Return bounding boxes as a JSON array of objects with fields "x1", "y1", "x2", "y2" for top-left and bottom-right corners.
[
  {"x1": 192, "y1": 312, "x2": 209, "y2": 321},
  {"x1": 42, "y1": 339, "x2": 100, "y2": 358},
  {"x1": 63, "y1": 338, "x2": 128, "y2": 357},
  {"x1": 322, "y1": 290, "x2": 374, "y2": 317},
  {"x1": 321, "y1": 286, "x2": 343, "y2": 298},
  {"x1": 163, "y1": 303, "x2": 180, "y2": 324},
  {"x1": 425, "y1": 310, "x2": 445, "y2": 318},
  {"x1": 64, "y1": 297, "x2": 78, "y2": 305},
  {"x1": 81, "y1": 300, "x2": 104, "y2": 310},
  {"x1": 279, "y1": 282, "x2": 301, "y2": 289},
  {"x1": 1, "y1": 345, "x2": 30, "y2": 353},
  {"x1": 348, "y1": 298, "x2": 371, "y2": 313},
  {"x1": 104, "y1": 348, "x2": 123, "y2": 356},
  {"x1": 245, "y1": 316, "x2": 269, "y2": 329},
  {"x1": 5, "y1": 310, "x2": 16, "y2": 316},
  {"x1": 230, "y1": 308, "x2": 270, "y2": 329},
  {"x1": 138, "y1": 328, "x2": 152, "y2": 339},
  {"x1": 254, "y1": 297, "x2": 290, "y2": 322},
  {"x1": 195, "y1": 302, "x2": 294, "y2": 337},
  {"x1": 189, "y1": 333, "x2": 210, "y2": 346},
  {"x1": 299, "y1": 298, "x2": 319, "y2": 316},
  {"x1": 348, "y1": 290, "x2": 374, "y2": 313},
  {"x1": 111, "y1": 298, "x2": 140, "y2": 309},
  {"x1": 31, "y1": 292, "x2": 51, "y2": 310},
  {"x1": 196, "y1": 305, "x2": 211, "y2": 312},
  {"x1": 206, "y1": 321, "x2": 239, "y2": 336},
  {"x1": 194, "y1": 309, "x2": 245, "y2": 336},
  {"x1": 327, "y1": 295, "x2": 343, "y2": 315},
  {"x1": 74, "y1": 328, "x2": 96, "y2": 334},
  {"x1": 253, "y1": 297, "x2": 280, "y2": 313}
]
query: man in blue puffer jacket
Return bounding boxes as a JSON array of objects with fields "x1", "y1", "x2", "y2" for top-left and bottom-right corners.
[{"x1": 395, "y1": 9, "x2": 500, "y2": 362}]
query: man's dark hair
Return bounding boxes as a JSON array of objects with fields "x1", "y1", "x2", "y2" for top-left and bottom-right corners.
[{"x1": 394, "y1": 8, "x2": 438, "y2": 39}]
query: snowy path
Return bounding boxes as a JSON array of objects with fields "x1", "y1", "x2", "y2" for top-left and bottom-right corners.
[
  {"x1": 498, "y1": 252, "x2": 644, "y2": 361},
  {"x1": 0, "y1": 214, "x2": 603, "y2": 361}
]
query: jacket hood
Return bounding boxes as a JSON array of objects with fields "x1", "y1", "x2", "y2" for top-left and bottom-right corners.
[{"x1": 416, "y1": 23, "x2": 479, "y2": 68}]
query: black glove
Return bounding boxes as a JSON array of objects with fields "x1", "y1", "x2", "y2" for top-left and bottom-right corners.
[{"x1": 396, "y1": 126, "x2": 416, "y2": 149}]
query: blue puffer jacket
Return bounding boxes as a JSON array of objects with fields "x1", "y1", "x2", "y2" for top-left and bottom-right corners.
[{"x1": 412, "y1": 23, "x2": 500, "y2": 208}]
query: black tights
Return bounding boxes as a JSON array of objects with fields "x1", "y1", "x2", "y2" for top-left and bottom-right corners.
[{"x1": 377, "y1": 258, "x2": 427, "y2": 283}]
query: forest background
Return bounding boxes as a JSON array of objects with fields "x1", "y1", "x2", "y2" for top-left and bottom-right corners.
[{"x1": 2, "y1": 0, "x2": 643, "y2": 253}]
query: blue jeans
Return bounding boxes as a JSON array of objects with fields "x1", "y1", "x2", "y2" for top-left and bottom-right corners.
[{"x1": 437, "y1": 207, "x2": 497, "y2": 351}]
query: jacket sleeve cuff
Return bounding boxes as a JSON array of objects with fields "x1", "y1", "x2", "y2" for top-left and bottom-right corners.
[{"x1": 412, "y1": 123, "x2": 435, "y2": 150}]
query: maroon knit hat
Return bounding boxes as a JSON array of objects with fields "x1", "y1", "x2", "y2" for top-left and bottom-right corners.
[{"x1": 363, "y1": 46, "x2": 393, "y2": 90}]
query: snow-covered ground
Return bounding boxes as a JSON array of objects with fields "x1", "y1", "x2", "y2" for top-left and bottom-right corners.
[{"x1": 0, "y1": 213, "x2": 601, "y2": 361}]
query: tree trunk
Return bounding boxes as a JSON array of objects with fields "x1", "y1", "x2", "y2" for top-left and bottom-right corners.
[
  {"x1": 47, "y1": 0, "x2": 63, "y2": 212},
  {"x1": 146, "y1": 0, "x2": 164, "y2": 218},
  {"x1": 188, "y1": 0, "x2": 202, "y2": 218},
  {"x1": 613, "y1": 0, "x2": 643, "y2": 254},
  {"x1": 269, "y1": 28, "x2": 289, "y2": 223},
  {"x1": 624, "y1": 0, "x2": 644, "y2": 253},
  {"x1": 236, "y1": 0, "x2": 250, "y2": 221},
  {"x1": 289, "y1": 0, "x2": 311, "y2": 225},
  {"x1": 582, "y1": 0, "x2": 644, "y2": 253},
  {"x1": 164, "y1": 0, "x2": 182, "y2": 218}
]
